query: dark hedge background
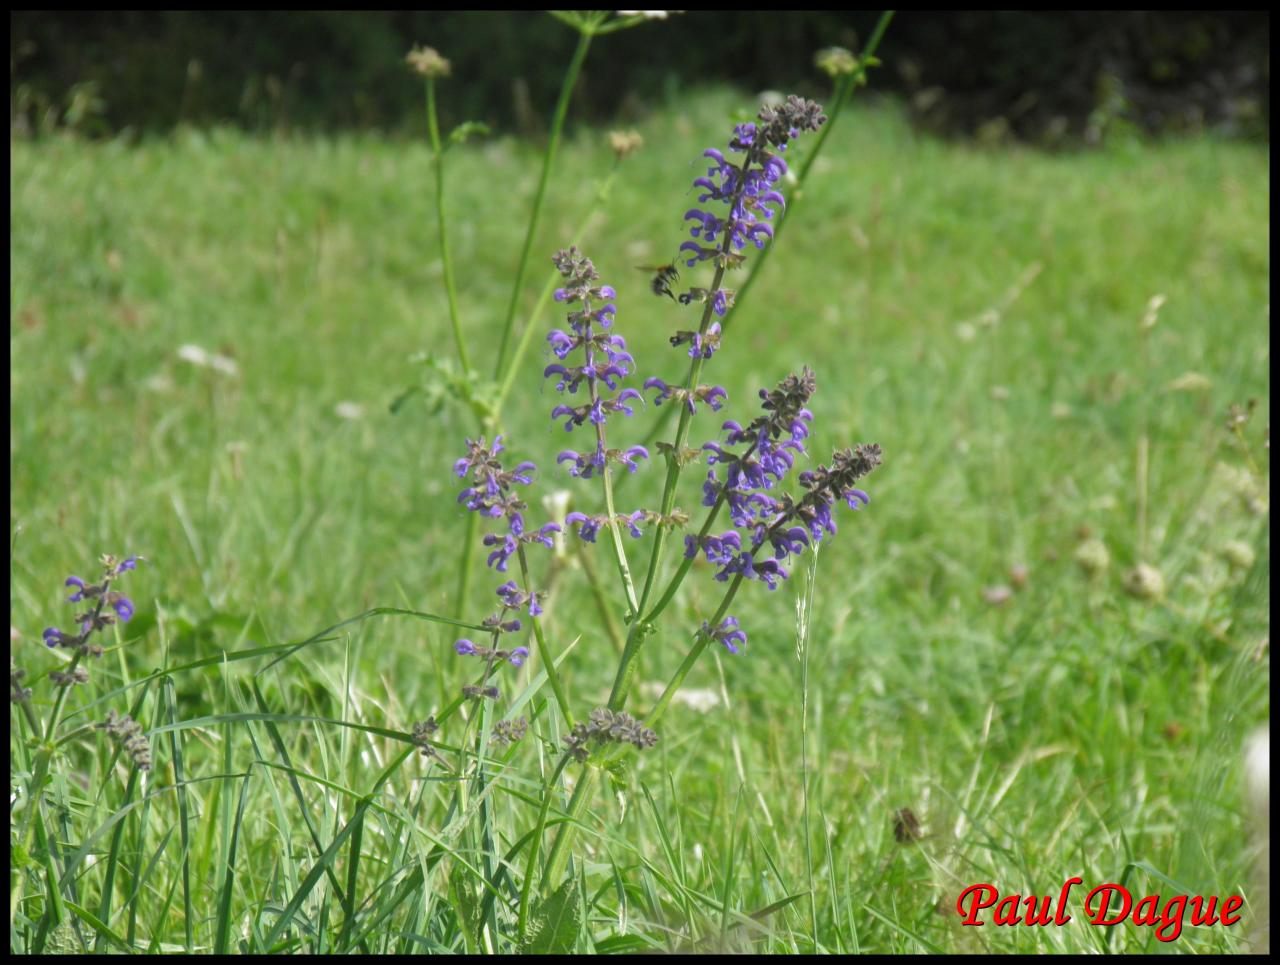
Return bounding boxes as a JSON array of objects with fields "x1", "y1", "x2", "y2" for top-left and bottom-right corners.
[{"x1": 10, "y1": 11, "x2": 1270, "y2": 142}]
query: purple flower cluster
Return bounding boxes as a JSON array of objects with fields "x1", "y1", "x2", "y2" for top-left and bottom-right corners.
[
  {"x1": 642, "y1": 378, "x2": 727, "y2": 415},
  {"x1": 566, "y1": 510, "x2": 646, "y2": 543},
  {"x1": 702, "y1": 615, "x2": 748, "y2": 655},
  {"x1": 547, "y1": 247, "x2": 648, "y2": 478},
  {"x1": 454, "y1": 637, "x2": 529, "y2": 668},
  {"x1": 453, "y1": 438, "x2": 560, "y2": 675},
  {"x1": 43, "y1": 554, "x2": 141, "y2": 660},
  {"x1": 687, "y1": 369, "x2": 882, "y2": 596},
  {"x1": 454, "y1": 436, "x2": 558, "y2": 572},
  {"x1": 679, "y1": 96, "x2": 827, "y2": 284}
]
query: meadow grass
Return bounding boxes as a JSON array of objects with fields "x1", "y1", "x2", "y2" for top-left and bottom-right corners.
[{"x1": 9, "y1": 88, "x2": 1270, "y2": 952}]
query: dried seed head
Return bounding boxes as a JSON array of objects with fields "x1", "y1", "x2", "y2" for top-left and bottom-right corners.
[
  {"x1": 814, "y1": 46, "x2": 858, "y2": 78},
  {"x1": 1074, "y1": 537, "x2": 1110, "y2": 577},
  {"x1": 1122, "y1": 563, "x2": 1165, "y2": 601},
  {"x1": 406, "y1": 45, "x2": 451, "y2": 78},
  {"x1": 893, "y1": 807, "x2": 923, "y2": 843},
  {"x1": 608, "y1": 129, "x2": 644, "y2": 160}
]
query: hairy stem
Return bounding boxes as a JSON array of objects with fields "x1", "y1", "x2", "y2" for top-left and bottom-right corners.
[
  {"x1": 494, "y1": 158, "x2": 624, "y2": 416},
  {"x1": 492, "y1": 28, "x2": 593, "y2": 379},
  {"x1": 539, "y1": 762, "x2": 598, "y2": 896},
  {"x1": 517, "y1": 546, "x2": 575, "y2": 729},
  {"x1": 720, "y1": 10, "x2": 894, "y2": 337},
  {"x1": 425, "y1": 76, "x2": 472, "y2": 374},
  {"x1": 517, "y1": 752, "x2": 571, "y2": 940},
  {"x1": 576, "y1": 541, "x2": 627, "y2": 654}
]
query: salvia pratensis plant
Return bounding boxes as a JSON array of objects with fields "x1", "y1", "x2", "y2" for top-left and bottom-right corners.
[
  {"x1": 15, "y1": 16, "x2": 894, "y2": 953},
  {"x1": 413, "y1": 92, "x2": 884, "y2": 922}
]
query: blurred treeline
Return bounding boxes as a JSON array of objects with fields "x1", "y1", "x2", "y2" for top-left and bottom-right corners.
[{"x1": 10, "y1": 10, "x2": 1269, "y2": 143}]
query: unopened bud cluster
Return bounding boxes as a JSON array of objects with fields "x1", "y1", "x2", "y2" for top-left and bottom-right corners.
[
  {"x1": 411, "y1": 717, "x2": 440, "y2": 757},
  {"x1": 491, "y1": 716, "x2": 529, "y2": 747},
  {"x1": 564, "y1": 708, "x2": 658, "y2": 762},
  {"x1": 98, "y1": 709, "x2": 153, "y2": 771},
  {"x1": 10, "y1": 659, "x2": 32, "y2": 703}
]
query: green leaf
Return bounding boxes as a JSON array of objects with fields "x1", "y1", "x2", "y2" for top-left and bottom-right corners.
[
  {"x1": 522, "y1": 875, "x2": 582, "y2": 953},
  {"x1": 448, "y1": 121, "x2": 490, "y2": 147}
]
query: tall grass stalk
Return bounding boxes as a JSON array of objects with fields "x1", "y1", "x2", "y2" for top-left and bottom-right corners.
[{"x1": 796, "y1": 547, "x2": 821, "y2": 945}]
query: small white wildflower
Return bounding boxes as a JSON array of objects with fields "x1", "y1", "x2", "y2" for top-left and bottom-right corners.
[
  {"x1": 1139, "y1": 293, "x2": 1167, "y2": 330},
  {"x1": 1123, "y1": 563, "x2": 1165, "y2": 600},
  {"x1": 177, "y1": 344, "x2": 239, "y2": 378},
  {"x1": 334, "y1": 401, "x2": 364, "y2": 421},
  {"x1": 1221, "y1": 540, "x2": 1256, "y2": 571},
  {"x1": 1074, "y1": 538, "x2": 1110, "y2": 577}
]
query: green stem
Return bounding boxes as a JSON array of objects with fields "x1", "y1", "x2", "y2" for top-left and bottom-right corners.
[
  {"x1": 576, "y1": 541, "x2": 627, "y2": 655},
  {"x1": 606, "y1": 244, "x2": 735, "y2": 713},
  {"x1": 426, "y1": 77, "x2": 472, "y2": 375},
  {"x1": 589, "y1": 373, "x2": 640, "y2": 618},
  {"x1": 642, "y1": 435, "x2": 762, "y2": 625},
  {"x1": 517, "y1": 547, "x2": 575, "y2": 729},
  {"x1": 641, "y1": 574, "x2": 744, "y2": 733},
  {"x1": 494, "y1": 159, "x2": 623, "y2": 416},
  {"x1": 455, "y1": 509, "x2": 481, "y2": 617},
  {"x1": 539, "y1": 764, "x2": 598, "y2": 896},
  {"x1": 721, "y1": 10, "x2": 895, "y2": 338},
  {"x1": 517, "y1": 752, "x2": 571, "y2": 941},
  {"x1": 492, "y1": 28, "x2": 594, "y2": 379}
]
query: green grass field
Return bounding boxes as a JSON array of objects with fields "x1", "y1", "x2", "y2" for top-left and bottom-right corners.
[{"x1": 10, "y1": 89, "x2": 1270, "y2": 952}]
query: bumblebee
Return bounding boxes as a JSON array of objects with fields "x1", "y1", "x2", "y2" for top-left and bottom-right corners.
[{"x1": 636, "y1": 260, "x2": 680, "y2": 300}]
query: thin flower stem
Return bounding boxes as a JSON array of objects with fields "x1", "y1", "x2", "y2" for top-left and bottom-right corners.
[
  {"x1": 576, "y1": 540, "x2": 627, "y2": 654},
  {"x1": 14, "y1": 684, "x2": 42, "y2": 736},
  {"x1": 455, "y1": 510, "x2": 482, "y2": 616},
  {"x1": 587, "y1": 361, "x2": 640, "y2": 617},
  {"x1": 426, "y1": 71, "x2": 491, "y2": 613},
  {"x1": 642, "y1": 435, "x2": 763, "y2": 625},
  {"x1": 494, "y1": 159, "x2": 624, "y2": 416},
  {"x1": 492, "y1": 28, "x2": 594, "y2": 380},
  {"x1": 425, "y1": 77, "x2": 472, "y2": 375},
  {"x1": 607, "y1": 160, "x2": 750, "y2": 710},
  {"x1": 516, "y1": 546, "x2": 575, "y2": 729},
  {"x1": 640, "y1": 573, "x2": 745, "y2": 734},
  {"x1": 539, "y1": 759, "x2": 598, "y2": 896}
]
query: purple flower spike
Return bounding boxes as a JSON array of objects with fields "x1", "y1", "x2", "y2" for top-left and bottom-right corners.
[
  {"x1": 43, "y1": 626, "x2": 63, "y2": 648},
  {"x1": 455, "y1": 639, "x2": 478, "y2": 656},
  {"x1": 508, "y1": 646, "x2": 530, "y2": 668},
  {"x1": 65, "y1": 576, "x2": 87, "y2": 602}
]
